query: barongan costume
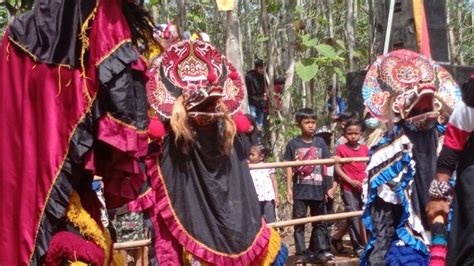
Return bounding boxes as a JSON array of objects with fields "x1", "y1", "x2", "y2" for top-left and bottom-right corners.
[
  {"x1": 360, "y1": 50, "x2": 461, "y2": 265},
  {"x1": 145, "y1": 39, "x2": 288, "y2": 265},
  {"x1": 0, "y1": 0, "x2": 152, "y2": 264}
]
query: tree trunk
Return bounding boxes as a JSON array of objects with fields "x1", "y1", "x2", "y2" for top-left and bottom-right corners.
[
  {"x1": 367, "y1": 0, "x2": 375, "y2": 63},
  {"x1": 162, "y1": 0, "x2": 169, "y2": 23},
  {"x1": 457, "y1": 1, "x2": 464, "y2": 65},
  {"x1": 259, "y1": 0, "x2": 275, "y2": 112},
  {"x1": 327, "y1": 0, "x2": 337, "y2": 119},
  {"x1": 282, "y1": 0, "x2": 296, "y2": 119},
  {"x1": 447, "y1": 0, "x2": 457, "y2": 63},
  {"x1": 242, "y1": 0, "x2": 253, "y2": 70},
  {"x1": 345, "y1": 0, "x2": 356, "y2": 71},
  {"x1": 224, "y1": 7, "x2": 249, "y2": 112},
  {"x1": 176, "y1": 0, "x2": 186, "y2": 37}
]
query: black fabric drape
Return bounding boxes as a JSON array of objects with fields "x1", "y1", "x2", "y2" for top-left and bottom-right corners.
[
  {"x1": 404, "y1": 126, "x2": 438, "y2": 229},
  {"x1": 9, "y1": 0, "x2": 97, "y2": 66},
  {"x1": 159, "y1": 127, "x2": 262, "y2": 253},
  {"x1": 447, "y1": 135, "x2": 474, "y2": 265}
]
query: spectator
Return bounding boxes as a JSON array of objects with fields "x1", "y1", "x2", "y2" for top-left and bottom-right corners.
[
  {"x1": 284, "y1": 108, "x2": 334, "y2": 263},
  {"x1": 249, "y1": 145, "x2": 279, "y2": 223},
  {"x1": 327, "y1": 85, "x2": 347, "y2": 117},
  {"x1": 246, "y1": 59, "x2": 267, "y2": 130},
  {"x1": 334, "y1": 119, "x2": 369, "y2": 257}
]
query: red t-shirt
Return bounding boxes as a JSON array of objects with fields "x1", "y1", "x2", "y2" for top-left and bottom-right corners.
[{"x1": 336, "y1": 143, "x2": 369, "y2": 192}]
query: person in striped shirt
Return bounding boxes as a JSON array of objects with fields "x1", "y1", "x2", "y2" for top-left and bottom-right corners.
[{"x1": 427, "y1": 76, "x2": 474, "y2": 265}]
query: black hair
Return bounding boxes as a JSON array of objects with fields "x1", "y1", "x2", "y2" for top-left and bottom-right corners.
[
  {"x1": 274, "y1": 77, "x2": 285, "y2": 85},
  {"x1": 336, "y1": 111, "x2": 359, "y2": 122},
  {"x1": 254, "y1": 58, "x2": 264, "y2": 67},
  {"x1": 343, "y1": 118, "x2": 362, "y2": 133},
  {"x1": 122, "y1": 0, "x2": 159, "y2": 54},
  {"x1": 462, "y1": 77, "x2": 474, "y2": 108},
  {"x1": 250, "y1": 144, "x2": 266, "y2": 156},
  {"x1": 295, "y1": 108, "x2": 317, "y2": 123}
]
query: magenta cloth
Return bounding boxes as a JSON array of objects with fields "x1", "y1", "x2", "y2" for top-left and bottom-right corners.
[
  {"x1": 96, "y1": 114, "x2": 148, "y2": 208},
  {"x1": 336, "y1": 143, "x2": 369, "y2": 192},
  {"x1": 0, "y1": 35, "x2": 89, "y2": 265}
]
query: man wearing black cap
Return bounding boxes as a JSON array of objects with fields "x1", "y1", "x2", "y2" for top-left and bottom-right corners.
[{"x1": 245, "y1": 59, "x2": 267, "y2": 131}]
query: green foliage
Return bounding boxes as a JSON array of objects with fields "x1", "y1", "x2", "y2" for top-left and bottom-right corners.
[
  {"x1": 296, "y1": 59, "x2": 318, "y2": 82},
  {"x1": 315, "y1": 44, "x2": 338, "y2": 59},
  {"x1": 0, "y1": 7, "x2": 8, "y2": 37}
]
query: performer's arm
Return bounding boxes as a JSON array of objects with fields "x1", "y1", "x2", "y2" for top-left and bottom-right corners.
[
  {"x1": 270, "y1": 172, "x2": 279, "y2": 207},
  {"x1": 286, "y1": 167, "x2": 293, "y2": 204},
  {"x1": 427, "y1": 100, "x2": 474, "y2": 222},
  {"x1": 334, "y1": 160, "x2": 361, "y2": 189},
  {"x1": 283, "y1": 142, "x2": 294, "y2": 204}
]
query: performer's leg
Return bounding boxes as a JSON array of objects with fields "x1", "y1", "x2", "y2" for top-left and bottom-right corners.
[
  {"x1": 342, "y1": 189, "x2": 364, "y2": 254},
  {"x1": 308, "y1": 200, "x2": 331, "y2": 254},
  {"x1": 293, "y1": 199, "x2": 308, "y2": 255},
  {"x1": 367, "y1": 197, "x2": 402, "y2": 266},
  {"x1": 447, "y1": 165, "x2": 474, "y2": 265},
  {"x1": 262, "y1": 200, "x2": 276, "y2": 223}
]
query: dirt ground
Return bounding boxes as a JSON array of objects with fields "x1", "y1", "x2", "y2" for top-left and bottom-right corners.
[{"x1": 276, "y1": 187, "x2": 360, "y2": 265}]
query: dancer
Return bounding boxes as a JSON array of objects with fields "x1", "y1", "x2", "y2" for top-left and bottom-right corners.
[
  {"x1": 145, "y1": 39, "x2": 287, "y2": 265},
  {"x1": 360, "y1": 50, "x2": 461, "y2": 265},
  {"x1": 0, "y1": 0, "x2": 160, "y2": 264}
]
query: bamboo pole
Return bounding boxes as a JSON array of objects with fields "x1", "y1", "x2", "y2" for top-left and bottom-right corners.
[
  {"x1": 267, "y1": 211, "x2": 363, "y2": 228},
  {"x1": 248, "y1": 157, "x2": 369, "y2": 169},
  {"x1": 112, "y1": 211, "x2": 364, "y2": 249},
  {"x1": 114, "y1": 239, "x2": 151, "y2": 249}
]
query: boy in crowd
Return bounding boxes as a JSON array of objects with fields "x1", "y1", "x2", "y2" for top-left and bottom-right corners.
[
  {"x1": 284, "y1": 108, "x2": 334, "y2": 263},
  {"x1": 334, "y1": 119, "x2": 368, "y2": 256}
]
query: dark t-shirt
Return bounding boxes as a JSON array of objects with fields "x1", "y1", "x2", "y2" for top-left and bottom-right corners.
[
  {"x1": 245, "y1": 70, "x2": 265, "y2": 106},
  {"x1": 284, "y1": 136, "x2": 330, "y2": 200}
]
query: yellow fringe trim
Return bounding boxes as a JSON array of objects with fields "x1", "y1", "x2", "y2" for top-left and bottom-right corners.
[
  {"x1": 8, "y1": 36, "x2": 37, "y2": 62},
  {"x1": 6, "y1": 41, "x2": 10, "y2": 62},
  {"x1": 182, "y1": 249, "x2": 210, "y2": 266},
  {"x1": 258, "y1": 228, "x2": 282, "y2": 266},
  {"x1": 66, "y1": 191, "x2": 118, "y2": 265},
  {"x1": 95, "y1": 38, "x2": 132, "y2": 67},
  {"x1": 181, "y1": 228, "x2": 281, "y2": 265},
  {"x1": 111, "y1": 252, "x2": 125, "y2": 266},
  {"x1": 70, "y1": 261, "x2": 88, "y2": 266},
  {"x1": 106, "y1": 112, "x2": 148, "y2": 134},
  {"x1": 57, "y1": 65, "x2": 62, "y2": 96},
  {"x1": 79, "y1": 0, "x2": 99, "y2": 77}
]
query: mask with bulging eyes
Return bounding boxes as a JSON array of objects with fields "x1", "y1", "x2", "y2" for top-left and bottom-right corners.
[{"x1": 362, "y1": 49, "x2": 461, "y2": 127}]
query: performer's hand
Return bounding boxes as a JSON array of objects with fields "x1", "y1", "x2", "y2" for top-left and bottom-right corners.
[
  {"x1": 275, "y1": 197, "x2": 280, "y2": 207},
  {"x1": 350, "y1": 180, "x2": 362, "y2": 189},
  {"x1": 332, "y1": 155, "x2": 341, "y2": 164},
  {"x1": 426, "y1": 199, "x2": 450, "y2": 224},
  {"x1": 327, "y1": 187, "x2": 336, "y2": 200},
  {"x1": 286, "y1": 190, "x2": 293, "y2": 205}
]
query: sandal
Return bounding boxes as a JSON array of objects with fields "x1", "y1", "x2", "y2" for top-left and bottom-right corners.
[
  {"x1": 323, "y1": 251, "x2": 336, "y2": 261},
  {"x1": 331, "y1": 238, "x2": 345, "y2": 253}
]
